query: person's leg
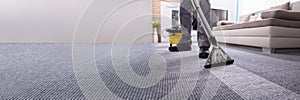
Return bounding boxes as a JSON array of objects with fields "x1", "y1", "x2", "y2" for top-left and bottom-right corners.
[
  {"x1": 197, "y1": 0, "x2": 211, "y2": 58},
  {"x1": 178, "y1": 6, "x2": 192, "y2": 46},
  {"x1": 197, "y1": 25, "x2": 210, "y2": 58},
  {"x1": 169, "y1": 2, "x2": 193, "y2": 52},
  {"x1": 197, "y1": 24, "x2": 210, "y2": 49}
]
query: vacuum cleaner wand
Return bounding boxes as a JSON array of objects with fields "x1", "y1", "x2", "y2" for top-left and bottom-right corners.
[{"x1": 190, "y1": 0, "x2": 234, "y2": 68}]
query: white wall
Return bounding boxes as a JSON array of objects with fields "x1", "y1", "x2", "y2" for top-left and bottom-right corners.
[
  {"x1": 0, "y1": 0, "x2": 152, "y2": 43},
  {"x1": 211, "y1": 0, "x2": 238, "y2": 22},
  {"x1": 238, "y1": 0, "x2": 291, "y2": 16}
]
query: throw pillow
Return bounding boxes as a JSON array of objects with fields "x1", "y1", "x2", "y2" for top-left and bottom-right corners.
[
  {"x1": 256, "y1": 13, "x2": 263, "y2": 20},
  {"x1": 249, "y1": 15, "x2": 258, "y2": 22},
  {"x1": 216, "y1": 20, "x2": 235, "y2": 26},
  {"x1": 270, "y1": 2, "x2": 290, "y2": 10},
  {"x1": 239, "y1": 13, "x2": 254, "y2": 23}
]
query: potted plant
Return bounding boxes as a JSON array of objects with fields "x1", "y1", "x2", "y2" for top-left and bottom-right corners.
[
  {"x1": 151, "y1": 21, "x2": 160, "y2": 28},
  {"x1": 151, "y1": 21, "x2": 161, "y2": 43}
]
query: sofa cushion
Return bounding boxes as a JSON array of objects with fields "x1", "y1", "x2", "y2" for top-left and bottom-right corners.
[
  {"x1": 261, "y1": 10, "x2": 300, "y2": 21},
  {"x1": 214, "y1": 26, "x2": 300, "y2": 38},
  {"x1": 213, "y1": 18, "x2": 300, "y2": 30}
]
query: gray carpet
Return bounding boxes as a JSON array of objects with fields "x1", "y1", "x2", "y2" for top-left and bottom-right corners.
[{"x1": 0, "y1": 43, "x2": 299, "y2": 99}]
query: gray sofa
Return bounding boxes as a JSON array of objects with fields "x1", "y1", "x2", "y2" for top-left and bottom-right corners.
[{"x1": 213, "y1": 1, "x2": 300, "y2": 53}]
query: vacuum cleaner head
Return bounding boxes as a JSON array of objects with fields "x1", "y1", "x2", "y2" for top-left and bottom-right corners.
[{"x1": 204, "y1": 46, "x2": 234, "y2": 68}]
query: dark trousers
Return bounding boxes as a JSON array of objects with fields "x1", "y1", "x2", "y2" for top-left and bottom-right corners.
[{"x1": 179, "y1": 0, "x2": 211, "y2": 48}]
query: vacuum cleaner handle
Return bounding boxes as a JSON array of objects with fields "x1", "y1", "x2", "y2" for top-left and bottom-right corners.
[{"x1": 190, "y1": 0, "x2": 218, "y2": 46}]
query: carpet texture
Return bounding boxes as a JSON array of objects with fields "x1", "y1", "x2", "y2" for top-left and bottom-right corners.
[{"x1": 0, "y1": 43, "x2": 299, "y2": 99}]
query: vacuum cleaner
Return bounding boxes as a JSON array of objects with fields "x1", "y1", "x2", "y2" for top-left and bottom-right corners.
[
  {"x1": 191, "y1": 0, "x2": 234, "y2": 68},
  {"x1": 167, "y1": 0, "x2": 234, "y2": 68},
  {"x1": 166, "y1": 26, "x2": 182, "y2": 51}
]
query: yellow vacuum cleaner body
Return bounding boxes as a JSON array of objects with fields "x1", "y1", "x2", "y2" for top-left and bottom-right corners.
[
  {"x1": 169, "y1": 32, "x2": 182, "y2": 45},
  {"x1": 166, "y1": 27, "x2": 182, "y2": 51}
]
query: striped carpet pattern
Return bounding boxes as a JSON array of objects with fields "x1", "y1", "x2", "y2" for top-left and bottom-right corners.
[{"x1": 0, "y1": 43, "x2": 299, "y2": 99}]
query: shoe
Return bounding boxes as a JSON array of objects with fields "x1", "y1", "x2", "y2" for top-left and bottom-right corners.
[{"x1": 199, "y1": 46, "x2": 210, "y2": 59}]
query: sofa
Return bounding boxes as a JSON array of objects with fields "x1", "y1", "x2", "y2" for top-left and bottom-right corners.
[{"x1": 213, "y1": 1, "x2": 300, "y2": 53}]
